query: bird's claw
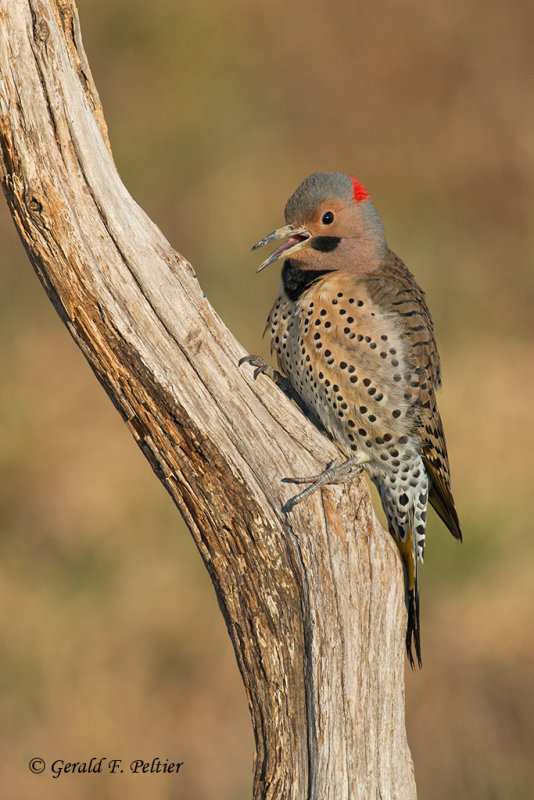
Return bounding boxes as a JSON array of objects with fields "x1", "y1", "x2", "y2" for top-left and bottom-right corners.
[
  {"x1": 238, "y1": 354, "x2": 269, "y2": 380},
  {"x1": 282, "y1": 460, "x2": 338, "y2": 486},
  {"x1": 239, "y1": 354, "x2": 294, "y2": 391},
  {"x1": 283, "y1": 457, "x2": 364, "y2": 512}
]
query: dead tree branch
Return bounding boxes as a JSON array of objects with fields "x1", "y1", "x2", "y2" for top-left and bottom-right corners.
[{"x1": 0, "y1": 1, "x2": 416, "y2": 797}]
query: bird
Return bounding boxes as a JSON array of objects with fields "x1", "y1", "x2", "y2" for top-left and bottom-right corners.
[{"x1": 244, "y1": 171, "x2": 461, "y2": 667}]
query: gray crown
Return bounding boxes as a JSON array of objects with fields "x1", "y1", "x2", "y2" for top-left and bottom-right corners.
[{"x1": 284, "y1": 172, "x2": 354, "y2": 223}]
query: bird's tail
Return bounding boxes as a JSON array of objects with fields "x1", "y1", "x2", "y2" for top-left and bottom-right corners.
[
  {"x1": 406, "y1": 578, "x2": 421, "y2": 669},
  {"x1": 394, "y1": 513, "x2": 422, "y2": 668}
]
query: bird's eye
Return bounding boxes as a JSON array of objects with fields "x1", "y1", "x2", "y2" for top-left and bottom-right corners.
[{"x1": 321, "y1": 211, "x2": 334, "y2": 225}]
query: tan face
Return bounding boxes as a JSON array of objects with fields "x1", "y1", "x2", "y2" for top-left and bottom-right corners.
[
  {"x1": 253, "y1": 196, "x2": 384, "y2": 274},
  {"x1": 293, "y1": 199, "x2": 366, "y2": 240}
]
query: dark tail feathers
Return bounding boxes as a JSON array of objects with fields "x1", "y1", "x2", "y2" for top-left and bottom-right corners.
[{"x1": 406, "y1": 585, "x2": 422, "y2": 669}]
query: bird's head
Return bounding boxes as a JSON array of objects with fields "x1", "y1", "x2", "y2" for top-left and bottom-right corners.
[{"x1": 253, "y1": 172, "x2": 386, "y2": 274}]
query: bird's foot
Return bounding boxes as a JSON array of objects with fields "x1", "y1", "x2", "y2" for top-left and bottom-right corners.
[
  {"x1": 282, "y1": 457, "x2": 364, "y2": 512},
  {"x1": 238, "y1": 354, "x2": 302, "y2": 404}
]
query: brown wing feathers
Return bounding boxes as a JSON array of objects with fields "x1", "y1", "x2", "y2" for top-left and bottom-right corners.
[{"x1": 367, "y1": 251, "x2": 461, "y2": 540}]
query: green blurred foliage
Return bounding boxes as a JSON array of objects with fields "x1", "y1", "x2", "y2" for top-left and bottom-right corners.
[{"x1": 0, "y1": 0, "x2": 533, "y2": 798}]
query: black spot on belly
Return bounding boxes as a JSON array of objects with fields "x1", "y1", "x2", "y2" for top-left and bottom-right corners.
[{"x1": 282, "y1": 261, "x2": 333, "y2": 302}]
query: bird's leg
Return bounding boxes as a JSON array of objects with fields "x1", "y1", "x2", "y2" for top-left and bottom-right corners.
[
  {"x1": 239, "y1": 355, "x2": 364, "y2": 508},
  {"x1": 282, "y1": 456, "x2": 365, "y2": 512},
  {"x1": 238, "y1": 354, "x2": 287, "y2": 387},
  {"x1": 238, "y1": 354, "x2": 307, "y2": 410}
]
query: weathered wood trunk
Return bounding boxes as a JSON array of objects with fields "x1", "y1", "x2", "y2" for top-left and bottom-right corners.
[{"x1": 0, "y1": 1, "x2": 416, "y2": 797}]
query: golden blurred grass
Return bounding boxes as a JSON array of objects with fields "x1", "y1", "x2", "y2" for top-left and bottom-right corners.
[{"x1": 0, "y1": 0, "x2": 533, "y2": 797}]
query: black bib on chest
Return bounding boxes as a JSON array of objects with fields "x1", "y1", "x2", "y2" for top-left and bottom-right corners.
[{"x1": 282, "y1": 260, "x2": 333, "y2": 302}]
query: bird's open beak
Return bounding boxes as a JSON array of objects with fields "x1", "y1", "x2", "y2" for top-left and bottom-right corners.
[{"x1": 252, "y1": 224, "x2": 312, "y2": 272}]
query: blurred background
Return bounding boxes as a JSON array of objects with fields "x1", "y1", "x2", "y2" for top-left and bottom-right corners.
[{"x1": 1, "y1": 0, "x2": 533, "y2": 797}]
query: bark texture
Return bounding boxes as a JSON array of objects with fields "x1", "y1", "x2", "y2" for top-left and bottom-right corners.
[{"x1": 0, "y1": 2, "x2": 416, "y2": 798}]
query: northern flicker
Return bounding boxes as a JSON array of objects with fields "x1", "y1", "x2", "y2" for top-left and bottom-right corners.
[{"x1": 243, "y1": 172, "x2": 461, "y2": 666}]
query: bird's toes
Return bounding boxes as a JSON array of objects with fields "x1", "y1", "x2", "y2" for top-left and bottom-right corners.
[{"x1": 238, "y1": 354, "x2": 268, "y2": 380}]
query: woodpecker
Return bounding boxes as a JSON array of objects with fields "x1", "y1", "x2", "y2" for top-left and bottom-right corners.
[{"x1": 244, "y1": 171, "x2": 461, "y2": 666}]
